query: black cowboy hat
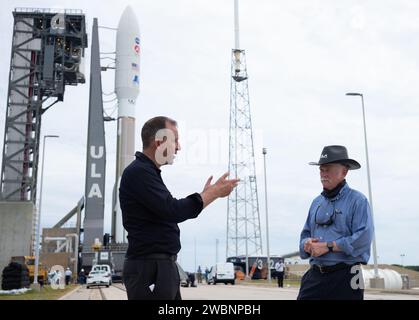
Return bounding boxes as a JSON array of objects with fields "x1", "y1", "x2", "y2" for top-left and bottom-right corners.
[{"x1": 309, "y1": 145, "x2": 361, "y2": 170}]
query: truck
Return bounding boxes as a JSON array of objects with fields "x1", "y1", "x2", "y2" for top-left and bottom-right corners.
[{"x1": 10, "y1": 256, "x2": 49, "y2": 283}]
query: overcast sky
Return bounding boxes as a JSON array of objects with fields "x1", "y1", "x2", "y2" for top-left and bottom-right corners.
[{"x1": 1, "y1": 0, "x2": 418, "y2": 272}]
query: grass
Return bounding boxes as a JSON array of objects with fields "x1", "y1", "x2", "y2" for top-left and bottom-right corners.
[{"x1": 0, "y1": 284, "x2": 79, "y2": 300}]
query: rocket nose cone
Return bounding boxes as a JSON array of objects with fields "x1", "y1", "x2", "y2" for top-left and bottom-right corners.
[{"x1": 117, "y1": 6, "x2": 139, "y2": 33}]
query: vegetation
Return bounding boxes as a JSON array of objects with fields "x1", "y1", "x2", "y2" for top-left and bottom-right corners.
[
  {"x1": 392, "y1": 265, "x2": 419, "y2": 272},
  {"x1": 405, "y1": 266, "x2": 419, "y2": 272},
  {"x1": 0, "y1": 284, "x2": 79, "y2": 300}
]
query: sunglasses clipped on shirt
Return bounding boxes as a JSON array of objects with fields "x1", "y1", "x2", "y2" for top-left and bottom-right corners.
[{"x1": 315, "y1": 206, "x2": 341, "y2": 226}]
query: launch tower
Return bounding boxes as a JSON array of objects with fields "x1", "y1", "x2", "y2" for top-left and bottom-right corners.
[
  {"x1": 226, "y1": 0, "x2": 262, "y2": 265},
  {"x1": 0, "y1": 8, "x2": 87, "y2": 278}
]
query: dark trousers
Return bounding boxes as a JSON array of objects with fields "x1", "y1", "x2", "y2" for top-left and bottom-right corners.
[
  {"x1": 65, "y1": 275, "x2": 71, "y2": 285},
  {"x1": 277, "y1": 272, "x2": 284, "y2": 287},
  {"x1": 123, "y1": 258, "x2": 181, "y2": 300},
  {"x1": 297, "y1": 266, "x2": 364, "y2": 300}
]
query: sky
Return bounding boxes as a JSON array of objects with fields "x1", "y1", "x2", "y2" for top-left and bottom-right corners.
[{"x1": 0, "y1": 0, "x2": 418, "y2": 272}]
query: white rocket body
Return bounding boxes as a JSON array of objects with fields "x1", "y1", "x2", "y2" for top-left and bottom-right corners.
[
  {"x1": 115, "y1": 5, "x2": 140, "y2": 116},
  {"x1": 113, "y1": 6, "x2": 140, "y2": 243}
]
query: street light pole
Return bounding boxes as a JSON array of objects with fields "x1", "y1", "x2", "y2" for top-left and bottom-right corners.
[
  {"x1": 194, "y1": 237, "x2": 197, "y2": 272},
  {"x1": 346, "y1": 93, "x2": 379, "y2": 279},
  {"x1": 215, "y1": 238, "x2": 219, "y2": 264},
  {"x1": 33, "y1": 135, "x2": 59, "y2": 285},
  {"x1": 262, "y1": 147, "x2": 271, "y2": 282},
  {"x1": 400, "y1": 254, "x2": 405, "y2": 267}
]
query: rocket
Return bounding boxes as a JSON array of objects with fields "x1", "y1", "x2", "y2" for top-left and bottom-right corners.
[{"x1": 112, "y1": 6, "x2": 140, "y2": 243}]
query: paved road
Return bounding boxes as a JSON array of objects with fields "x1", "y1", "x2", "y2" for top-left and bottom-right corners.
[
  {"x1": 60, "y1": 285, "x2": 103, "y2": 300},
  {"x1": 61, "y1": 283, "x2": 419, "y2": 300},
  {"x1": 60, "y1": 284, "x2": 127, "y2": 300},
  {"x1": 183, "y1": 284, "x2": 419, "y2": 300}
]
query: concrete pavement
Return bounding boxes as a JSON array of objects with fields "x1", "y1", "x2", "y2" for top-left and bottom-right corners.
[{"x1": 61, "y1": 283, "x2": 419, "y2": 300}]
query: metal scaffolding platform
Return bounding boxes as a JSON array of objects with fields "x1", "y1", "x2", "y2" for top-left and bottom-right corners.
[{"x1": 0, "y1": 8, "x2": 87, "y2": 202}]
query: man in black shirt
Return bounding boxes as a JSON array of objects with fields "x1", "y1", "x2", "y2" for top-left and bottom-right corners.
[{"x1": 120, "y1": 116, "x2": 239, "y2": 300}]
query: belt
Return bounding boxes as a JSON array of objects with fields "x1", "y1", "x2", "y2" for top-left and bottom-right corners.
[
  {"x1": 312, "y1": 263, "x2": 360, "y2": 274},
  {"x1": 128, "y1": 253, "x2": 177, "y2": 261}
]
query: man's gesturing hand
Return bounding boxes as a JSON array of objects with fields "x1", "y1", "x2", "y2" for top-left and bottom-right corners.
[
  {"x1": 200, "y1": 172, "x2": 240, "y2": 208},
  {"x1": 212, "y1": 172, "x2": 240, "y2": 198}
]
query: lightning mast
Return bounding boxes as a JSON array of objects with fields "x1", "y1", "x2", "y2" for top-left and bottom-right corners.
[{"x1": 226, "y1": 0, "x2": 262, "y2": 268}]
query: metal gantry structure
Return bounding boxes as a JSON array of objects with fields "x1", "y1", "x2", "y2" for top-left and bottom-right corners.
[
  {"x1": 226, "y1": 1, "x2": 262, "y2": 264},
  {"x1": 0, "y1": 8, "x2": 87, "y2": 202},
  {"x1": 0, "y1": 8, "x2": 87, "y2": 253}
]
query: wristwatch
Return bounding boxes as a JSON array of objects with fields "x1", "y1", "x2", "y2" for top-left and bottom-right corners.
[{"x1": 327, "y1": 241, "x2": 334, "y2": 253}]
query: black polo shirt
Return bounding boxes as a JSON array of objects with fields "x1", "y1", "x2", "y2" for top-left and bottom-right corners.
[{"x1": 119, "y1": 152, "x2": 204, "y2": 259}]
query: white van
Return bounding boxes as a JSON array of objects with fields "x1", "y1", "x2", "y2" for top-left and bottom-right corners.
[{"x1": 208, "y1": 262, "x2": 235, "y2": 285}]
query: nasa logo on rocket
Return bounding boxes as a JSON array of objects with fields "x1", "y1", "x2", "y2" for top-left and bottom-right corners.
[
  {"x1": 134, "y1": 37, "x2": 140, "y2": 54},
  {"x1": 132, "y1": 37, "x2": 140, "y2": 86}
]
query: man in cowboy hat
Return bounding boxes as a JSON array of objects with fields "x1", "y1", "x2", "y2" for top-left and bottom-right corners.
[{"x1": 297, "y1": 145, "x2": 374, "y2": 300}]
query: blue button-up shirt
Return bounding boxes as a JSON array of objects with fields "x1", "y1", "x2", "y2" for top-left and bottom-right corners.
[{"x1": 299, "y1": 182, "x2": 373, "y2": 266}]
